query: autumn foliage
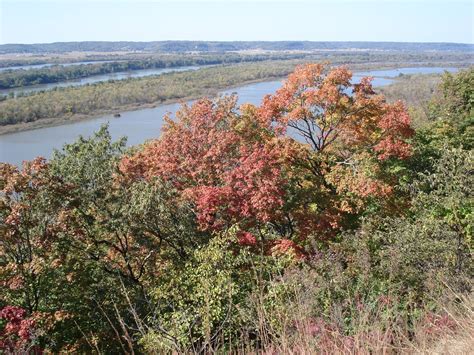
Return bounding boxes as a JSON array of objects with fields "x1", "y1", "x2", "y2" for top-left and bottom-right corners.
[
  {"x1": 7, "y1": 63, "x2": 471, "y2": 354},
  {"x1": 120, "y1": 63, "x2": 414, "y2": 242},
  {"x1": 120, "y1": 97, "x2": 290, "y2": 231},
  {"x1": 0, "y1": 306, "x2": 41, "y2": 352}
]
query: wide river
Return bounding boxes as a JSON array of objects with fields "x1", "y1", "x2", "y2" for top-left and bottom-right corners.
[
  {"x1": 0, "y1": 65, "x2": 203, "y2": 96},
  {"x1": 0, "y1": 67, "x2": 459, "y2": 166}
]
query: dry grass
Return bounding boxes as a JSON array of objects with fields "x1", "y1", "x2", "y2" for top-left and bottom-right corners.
[
  {"x1": 412, "y1": 293, "x2": 473, "y2": 355},
  {"x1": 209, "y1": 287, "x2": 474, "y2": 354}
]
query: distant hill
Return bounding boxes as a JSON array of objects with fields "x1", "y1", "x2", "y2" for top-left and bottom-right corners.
[{"x1": 1, "y1": 41, "x2": 473, "y2": 54}]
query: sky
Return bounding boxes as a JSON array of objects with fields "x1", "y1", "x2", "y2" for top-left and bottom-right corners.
[{"x1": 0, "y1": 0, "x2": 473, "y2": 44}]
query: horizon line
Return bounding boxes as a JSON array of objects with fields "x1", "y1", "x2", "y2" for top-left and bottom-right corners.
[{"x1": 1, "y1": 40, "x2": 473, "y2": 46}]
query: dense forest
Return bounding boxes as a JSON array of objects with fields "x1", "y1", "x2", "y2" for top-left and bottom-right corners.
[
  {"x1": 0, "y1": 61, "x2": 299, "y2": 128},
  {"x1": 1, "y1": 50, "x2": 470, "y2": 92},
  {"x1": 0, "y1": 64, "x2": 472, "y2": 353},
  {"x1": 1, "y1": 49, "x2": 471, "y2": 70},
  {"x1": 1, "y1": 40, "x2": 473, "y2": 54},
  {"x1": 0, "y1": 52, "x2": 309, "y2": 89},
  {"x1": 1, "y1": 53, "x2": 472, "y2": 132}
]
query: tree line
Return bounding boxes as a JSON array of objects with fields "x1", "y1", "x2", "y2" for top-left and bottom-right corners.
[
  {"x1": 0, "y1": 61, "x2": 298, "y2": 127},
  {"x1": 1, "y1": 40, "x2": 472, "y2": 54},
  {"x1": 0, "y1": 65, "x2": 472, "y2": 353},
  {"x1": 0, "y1": 52, "x2": 308, "y2": 89}
]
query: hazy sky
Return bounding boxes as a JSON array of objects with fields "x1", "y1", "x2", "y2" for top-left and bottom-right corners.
[{"x1": 0, "y1": 0, "x2": 473, "y2": 44}]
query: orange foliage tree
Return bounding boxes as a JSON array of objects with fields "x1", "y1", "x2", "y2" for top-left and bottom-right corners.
[
  {"x1": 120, "y1": 96, "x2": 294, "y2": 233},
  {"x1": 259, "y1": 63, "x2": 414, "y2": 240},
  {"x1": 120, "y1": 63, "x2": 414, "y2": 249}
]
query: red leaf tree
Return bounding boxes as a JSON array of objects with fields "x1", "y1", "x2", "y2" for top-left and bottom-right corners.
[
  {"x1": 120, "y1": 96, "x2": 292, "y2": 232},
  {"x1": 259, "y1": 63, "x2": 414, "y2": 238},
  {"x1": 121, "y1": 63, "x2": 414, "y2": 248}
]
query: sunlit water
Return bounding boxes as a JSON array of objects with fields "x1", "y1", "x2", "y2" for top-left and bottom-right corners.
[
  {"x1": 0, "y1": 67, "x2": 459, "y2": 166},
  {"x1": 0, "y1": 65, "x2": 203, "y2": 96}
]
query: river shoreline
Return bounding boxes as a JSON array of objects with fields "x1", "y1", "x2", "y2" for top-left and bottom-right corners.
[
  {"x1": 0, "y1": 75, "x2": 286, "y2": 135},
  {"x1": 0, "y1": 63, "x2": 468, "y2": 136}
]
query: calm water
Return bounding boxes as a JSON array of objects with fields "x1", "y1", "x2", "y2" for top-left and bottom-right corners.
[
  {"x1": 355, "y1": 67, "x2": 459, "y2": 78},
  {"x1": 0, "y1": 60, "x2": 127, "y2": 73},
  {"x1": 0, "y1": 67, "x2": 459, "y2": 166},
  {"x1": 0, "y1": 66, "x2": 203, "y2": 96}
]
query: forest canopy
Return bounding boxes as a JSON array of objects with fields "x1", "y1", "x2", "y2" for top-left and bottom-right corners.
[
  {"x1": 0, "y1": 52, "x2": 309, "y2": 89},
  {"x1": 0, "y1": 64, "x2": 472, "y2": 353}
]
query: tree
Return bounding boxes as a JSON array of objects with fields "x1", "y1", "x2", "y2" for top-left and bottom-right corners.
[
  {"x1": 259, "y1": 63, "x2": 414, "y2": 240},
  {"x1": 121, "y1": 64, "x2": 415, "y2": 245},
  {"x1": 1, "y1": 126, "x2": 207, "y2": 351},
  {"x1": 120, "y1": 96, "x2": 293, "y2": 233}
]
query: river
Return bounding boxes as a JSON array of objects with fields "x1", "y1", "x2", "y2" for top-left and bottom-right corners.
[
  {"x1": 0, "y1": 60, "x2": 127, "y2": 73},
  {"x1": 0, "y1": 67, "x2": 459, "y2": 166},
  {"x1": 0, "y1": 65, "x2": 204, "y2": 96}
]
